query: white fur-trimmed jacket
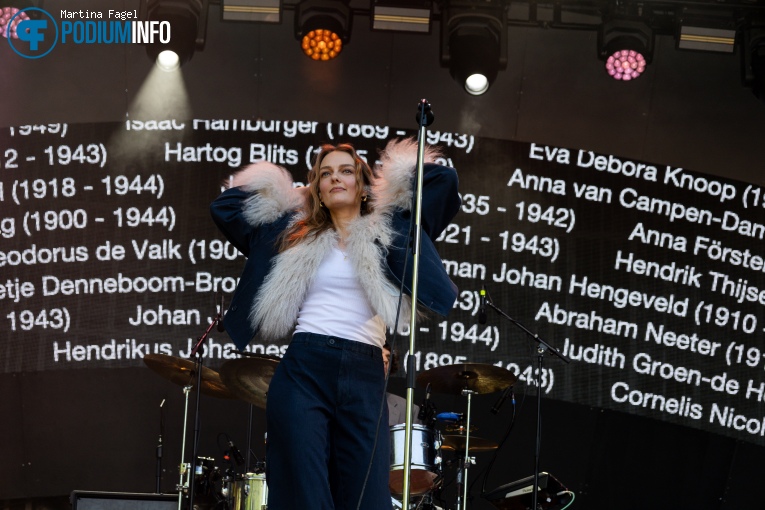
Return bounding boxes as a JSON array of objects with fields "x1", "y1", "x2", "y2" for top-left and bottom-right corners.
[{"x1": 210, "y1": 139, "x2": 460, "y2": 350}]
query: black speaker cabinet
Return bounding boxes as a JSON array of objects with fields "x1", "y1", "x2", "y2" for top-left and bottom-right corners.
[{"x1": 71, "y1": 491, "x2": 178, "y2": 510}]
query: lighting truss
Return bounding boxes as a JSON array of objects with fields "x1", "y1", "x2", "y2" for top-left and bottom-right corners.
[
  {"x1": 222, "y1": 0, "x2": 281, "y2": 22},
  {"x1": 372, "y1": 0, "x2": 431, "y2": 33}
]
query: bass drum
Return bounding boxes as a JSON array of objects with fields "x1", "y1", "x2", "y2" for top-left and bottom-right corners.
[
  {"x1": 226, "y1": 473, "x2": 268, "y2": 510},
  {"x1": 389, "y1": 424, "x2": 441, "y2": 496}
]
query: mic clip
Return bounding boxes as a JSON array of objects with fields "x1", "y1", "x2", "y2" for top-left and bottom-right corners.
[
  {"x1": 490, "y1": 385, "x2": 514, "y2": 415},
  {"x1": 478, "y1": 287, "x2": 487, "y2": 325}
]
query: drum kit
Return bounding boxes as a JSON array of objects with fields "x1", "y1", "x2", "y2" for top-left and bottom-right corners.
[
  {"x1": 397, "y1": 364, "x2": 518, "y2": 510},
  {"x1": 143, "y1": 353, "x2": 517, "y2": 510}
]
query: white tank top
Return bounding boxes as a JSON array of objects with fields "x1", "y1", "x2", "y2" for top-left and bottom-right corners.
[{"x1": 294, "y1": 245, "x2": 386, "y2": 347}]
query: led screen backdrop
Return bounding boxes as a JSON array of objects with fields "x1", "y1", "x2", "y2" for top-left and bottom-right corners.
[{"x1": 2, "y1": 119, "x2": 764, "y2": 449}]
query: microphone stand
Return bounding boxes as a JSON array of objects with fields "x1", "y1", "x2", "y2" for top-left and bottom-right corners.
[
  {"x1": 484, "y1": 296, "x2": 570, "y2": 510},
  {"x1": 401, "y1": 99, "x2": 435, "y2": 510},
  {"x1": 185, "y1": 302, "x2": 224, "y2": 510}
]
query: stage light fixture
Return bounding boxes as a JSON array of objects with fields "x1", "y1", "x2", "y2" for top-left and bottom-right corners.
[
  {"x1": 372, "y1": 1, "x2": 431, "y2": 34},
  {"x1": 140, "y1": 0, "x2": 208, "y2": 69},
  {"x1": 156, "y1": 49, "x2": 181, "y2": 71},
  {"x1": 222, "y1": 0, "x2": 280, "y2": 23},
  {"x1": 742, "y1": 25, "x2": 765, "y2": 103},
  {"x1": 0, "y1": 5, "x2": 30, "y2": 39},
  {"x1": 294, "y1": 0, "x2": 351, "y2": 61},
  {"x1": 440, "y1": 1, "x2": 507, "y2": 95},
  {"x1": 0, "y1": 0, "x2": 40, "y2": 39},
  {"x1": 598, "y1": 18, "x2": 653, "y2": 81}
]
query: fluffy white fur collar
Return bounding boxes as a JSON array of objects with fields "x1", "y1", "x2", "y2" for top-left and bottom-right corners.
[{"x1": 230, "y1": 138, "x2": 439, "y2": 341}]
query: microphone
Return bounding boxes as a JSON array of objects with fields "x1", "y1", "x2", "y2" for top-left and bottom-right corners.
[
  {"x1": 217, "y1": 294, "x2": 226, "y2": 332},
  {"x1": 478, "y1": 287, "x2": 487, "y2": 324},
  {"x1": 227, "y1": 438, "x2": 245, "y2": 466},
  {"x1": 415, "y1": 99, "x2": 434, "y2": 127},
  {"x1": 418, "y1": 383, "x2": 431, "y2": 421},
  {"x1": 490, "y1": 385, "x2": 513, "y2": 415}
]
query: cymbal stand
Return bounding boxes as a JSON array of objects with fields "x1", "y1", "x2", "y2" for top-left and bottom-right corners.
[
  {"x1": 226, "y1": 349, "x2": 261, "y2": 475},
  {"x1": 245, "y1": 403, "x2": 254, "y2": 473},
  {"x1": 243, "y1": 403, "x2": 268, "y2": 474},
  {"x1": 455, "y1": 389, "x2": 476, "y2": 510},
  {"x1": 185, "y1": 302, "x2": 224, "y2": 510},
  {"x1": 176, "y1": 385, "x2": 193, "y2": 510},
  {"x1": 157, "y1": 399, "x2": 166, "y2": 494},
  {"x1": 484, "y1": 296, "x2": 569, "y2": 510}
]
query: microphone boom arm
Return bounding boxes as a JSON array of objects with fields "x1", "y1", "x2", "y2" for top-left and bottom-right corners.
[
  {"x1": 484, "y1": 297, "x2": 570, "y2": 364},
  {"x1": 482, "y1": 294, "x2": 570, "y2": 510}
]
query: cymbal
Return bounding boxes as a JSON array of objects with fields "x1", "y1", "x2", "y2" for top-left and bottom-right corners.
[
  {"x1": 416, "y1": 363, "x2": 517, "y2": 395},
  {"x1": 441, "y1": 434, "x2": 499, "y2": 452},
  {"x1": 219, "y1": 356, "x2": 280, "y2": 409},
  {"x1": 143, "y1": 354, "x2": 234, "y2": 399}
]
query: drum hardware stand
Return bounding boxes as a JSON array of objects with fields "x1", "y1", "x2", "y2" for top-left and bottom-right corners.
[
  {"x1": 454, "y1": 388, "x2": 476, "y2": 510},
  {"x1": 176, "y1": 385, "x2": 194, "y2": 510},
  {"x1": 245, "y1": 404, "x2": 254, "y2": 474},
  {"x1": 483, "y1": 296, "x2": 570, "y2": 510},
  {"x1": 157, "y1": 398, "x2": 166, "y2": 493},
  {"x1": 455, "y1": 455, "x2": 475, "y2": 510},
  {"x1": 402, "y1": 99, "x2": 436, "y2": 510},
  {"x1": 183, "y1": 299, "x2": 225, "y2": 510},
  {"x1": 226, "y1": 348, "x2": 267, "y2": 475},
  {"x1": 261, "y1": 431, "x2": 267, "y2": 473}
]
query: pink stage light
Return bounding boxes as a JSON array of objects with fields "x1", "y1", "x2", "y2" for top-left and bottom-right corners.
[
  {"x1": 0, "y1": 7, "x2": 30, "y2": 40},
  {"x1": 605, "y1": 49, "x2": 646, "y2": 81}
]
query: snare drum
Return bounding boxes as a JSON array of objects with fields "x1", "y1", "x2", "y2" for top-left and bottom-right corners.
[
  {"x1": 389, "y1": 424, "x2": 440, "y2": 496},
  {"x1": 227, "y1": 473, "x2": 268, "y2": 510}
]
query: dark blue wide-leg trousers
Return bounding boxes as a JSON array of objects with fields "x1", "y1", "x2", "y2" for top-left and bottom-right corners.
[{"x1": 266, "y1": 333, "x2": 391, "y2": 510}]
